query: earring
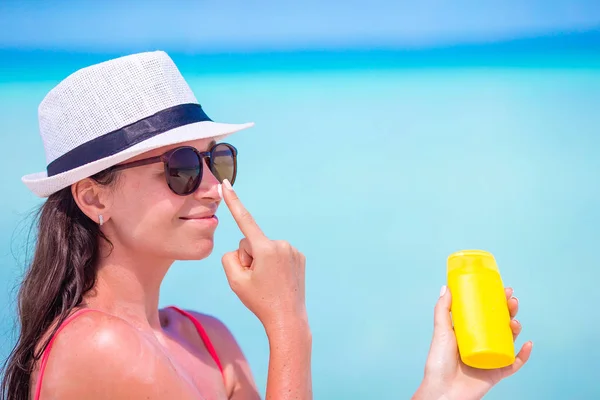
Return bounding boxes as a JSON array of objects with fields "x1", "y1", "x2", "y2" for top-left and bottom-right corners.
[{"x1": 98, "y1": 215, "x2": 104, "y2": 226}]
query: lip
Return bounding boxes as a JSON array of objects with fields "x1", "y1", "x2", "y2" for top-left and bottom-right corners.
[
  {"x1": 179, "y1": 215, "x2": 219, "y2": 227},
  {"x1": 180, "y1": 214, "x2": 216, "y2": 220},
  {"x1": 180, "y1": 208, "x2": 218, "y2": 220}
]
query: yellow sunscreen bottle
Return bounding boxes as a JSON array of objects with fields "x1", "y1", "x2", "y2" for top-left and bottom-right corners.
[{"x1": 447, "y1": 250, "x2": 515, "y2": 369}]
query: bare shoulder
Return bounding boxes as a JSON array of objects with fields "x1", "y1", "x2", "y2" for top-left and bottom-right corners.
[
  {"x1": 37, "y1": 310, "x2": 198, "y2": 400},
  {"x1": 184, "y1": 309, "x2": 261, "y2": 399},
  {"x1": 185, "y1": 310, "x2": 239, "y2": 349}
]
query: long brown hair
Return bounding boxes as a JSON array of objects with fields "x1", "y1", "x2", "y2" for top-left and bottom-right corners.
[{"x1": 1, "y1": 170, "x2": 118, "y2": 400}]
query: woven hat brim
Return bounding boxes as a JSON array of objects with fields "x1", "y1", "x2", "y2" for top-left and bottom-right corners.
[{"x1": 22, "y1": 120, "x2": 254, "y2": 198}]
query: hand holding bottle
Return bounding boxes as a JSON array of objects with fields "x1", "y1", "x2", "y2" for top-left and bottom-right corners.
[{"x1": 413, "y1": 250, "x2": 533, "y2": 400}]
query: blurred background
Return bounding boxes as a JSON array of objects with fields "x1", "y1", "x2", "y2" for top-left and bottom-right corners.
[{"x1": 1, "y1": 1, "x2": 599, "y2": 398}]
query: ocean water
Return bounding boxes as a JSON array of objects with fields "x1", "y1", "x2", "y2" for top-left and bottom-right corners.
[{"x1": 0, "y1": 53, "x2": 599, "y2": 399}]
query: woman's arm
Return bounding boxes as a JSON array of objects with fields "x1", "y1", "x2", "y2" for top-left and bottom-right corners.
[
  {"x1": 220, "y1": 180, "x2": 313, "y2": 400},
  {"x1": 264, "y1": 316, "x2": 312, "y2": 400}
]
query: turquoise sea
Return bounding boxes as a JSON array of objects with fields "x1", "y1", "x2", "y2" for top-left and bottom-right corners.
[{"x1": 1, "y1": 48, "x2": 599, "y2": 399}]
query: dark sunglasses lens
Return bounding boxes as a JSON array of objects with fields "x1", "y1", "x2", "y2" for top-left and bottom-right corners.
[
  {"x1": 210, "y1": 144, "x2": 236, "y2": 184},
  {"x1": 167, "y1": 148, "x2": 201, "y2": 195}
]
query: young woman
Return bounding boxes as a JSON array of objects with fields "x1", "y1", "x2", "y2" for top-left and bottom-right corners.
[{"x1": 2, "y1": 51, "x2": 531, "y2": 400}]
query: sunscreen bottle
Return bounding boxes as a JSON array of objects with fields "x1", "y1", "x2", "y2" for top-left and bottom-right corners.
[{"x1": 447, "y1": 250, "x2": 515, "y2": 369}]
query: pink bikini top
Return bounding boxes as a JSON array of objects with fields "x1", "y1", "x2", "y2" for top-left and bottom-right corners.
[{"x1": 34, "y1": 306, "x2": 224, "y2": 400}]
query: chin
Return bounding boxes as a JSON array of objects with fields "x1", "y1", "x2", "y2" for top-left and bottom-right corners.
[{"x1": 176, "y1": 239, "x2": 215, "y2": 261}]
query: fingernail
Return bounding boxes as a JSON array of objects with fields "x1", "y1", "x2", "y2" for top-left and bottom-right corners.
[
  {"x1": 223, "y1": 179, "x2": 233, "y2": 191},
  {"x1": 439, "y1": 285, "x2": 447, "y2": 297},
  {"x1": 217, "y1": 184, "x2": 223, "y2": 199},
  {"x1": 512, "y1": 296, "x2": 519, "y2": 304}
]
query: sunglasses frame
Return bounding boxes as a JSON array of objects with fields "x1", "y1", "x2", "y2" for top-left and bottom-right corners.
[{"x1": 109, "y1": 142, "x2": 238, "y2": 196}]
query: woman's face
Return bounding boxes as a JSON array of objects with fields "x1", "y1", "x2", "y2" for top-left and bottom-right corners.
[{"x1": 104, "y1": 138, "x2": 223, "y2": 262}]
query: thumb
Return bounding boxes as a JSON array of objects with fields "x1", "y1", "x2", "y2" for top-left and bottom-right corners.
[
  {"x1": 238, "y1": 238, "x2": 254, "y2": 269},
  {"x1": 221, "y1": 251, "x2": 247, "y2": 290},
  {"x1": 424, "y1": 285, "x2": 457, "y2": 377},
  {"x1": 433, "y1": 285, "x2": 453, "y2": 333}
]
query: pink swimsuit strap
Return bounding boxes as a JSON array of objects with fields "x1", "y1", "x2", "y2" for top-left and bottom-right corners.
[
  {"x1": 34, "y1": 308, "x2": 95, "y2": 400},
  {"x1": 167, "y1": 305, "x2": 224, "y2": 375},
  {"x1": 34, "y1": 307, "x2": 224, "y2": 400}
]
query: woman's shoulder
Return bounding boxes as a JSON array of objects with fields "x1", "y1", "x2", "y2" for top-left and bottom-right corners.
[
  {"x1": 34, "y1": 309, "x2": 198, "y2": 399},
  {"x1": 167, "y1": 307, "x2": 240, "y2": 351},
  {"x1": 166, "y1": 307, "x2": 260, "y2": 394},
  {"x1": 41, "y1": 309, "x2": 145, "y2": 356}
]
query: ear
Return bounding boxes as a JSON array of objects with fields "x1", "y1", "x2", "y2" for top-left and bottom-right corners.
[{"x1": 71, "y1": 178, "x2": 112, "y2": 225}]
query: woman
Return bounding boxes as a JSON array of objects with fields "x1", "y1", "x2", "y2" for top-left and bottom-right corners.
[{"x1": 2, "y1": 51, "x2": 531, "y2": 400}]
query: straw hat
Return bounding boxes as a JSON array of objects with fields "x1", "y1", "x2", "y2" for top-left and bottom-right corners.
[{"x1": 21, "y1": 50, "x2": 254, "y2": 197}]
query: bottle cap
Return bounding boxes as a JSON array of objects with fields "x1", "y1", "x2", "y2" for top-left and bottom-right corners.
[{"x1": 447, "y1": 249, "x2": 499, "y2": 273}]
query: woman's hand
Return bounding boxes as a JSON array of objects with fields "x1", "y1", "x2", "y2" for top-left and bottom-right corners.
[
  {"x1": 220, "y1": 179, "x2": 312, "y2": 400},
  {"x1": 413, "y1": 286, "x2": 533, "y2": 400},
  {"x1": 220, "y1": 179, "x2": 307, "y2": 333}
]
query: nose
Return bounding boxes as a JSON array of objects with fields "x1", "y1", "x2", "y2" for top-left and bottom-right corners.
[{"x1": 193, "y1": 159, "x2": 220, "y2": 200}]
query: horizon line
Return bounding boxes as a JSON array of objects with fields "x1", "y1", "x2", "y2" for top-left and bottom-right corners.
[
  {"x1": 1, "y1": 29, "x2": 599, "y2": 81},
  {"x1": 1, "y1": 27, "x2": 599, "y2": 55}
]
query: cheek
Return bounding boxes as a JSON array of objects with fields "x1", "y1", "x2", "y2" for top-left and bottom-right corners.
[
  {"x1": 111, "y1": 177, "x2": 181, "y2": 240},
  {"x1": 109, "y1": 172, "x2": 215, "y2": 259}
]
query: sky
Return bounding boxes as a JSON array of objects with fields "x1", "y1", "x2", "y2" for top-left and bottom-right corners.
[{"x1": 1, "y1": 0, "x2": 600, "y2": 52}]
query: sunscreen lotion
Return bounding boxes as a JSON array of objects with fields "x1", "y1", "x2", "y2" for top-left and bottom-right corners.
[{"x1": 447, "y1": 250, "x2": 515, "y2": 369}]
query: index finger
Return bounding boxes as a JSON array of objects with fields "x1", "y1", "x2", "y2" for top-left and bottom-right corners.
[{"x1": 221, "y1": 180, "x2": 267, "y2": 241}]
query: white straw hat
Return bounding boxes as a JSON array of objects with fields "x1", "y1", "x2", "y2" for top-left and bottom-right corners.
[{"x1": 21, "y1": 50, "x2": 254, "y2": 198}]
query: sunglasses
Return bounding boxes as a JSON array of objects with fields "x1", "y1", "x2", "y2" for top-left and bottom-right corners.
[{"x1": 109, "y1": 142, "x2": 238, "y2": 196}]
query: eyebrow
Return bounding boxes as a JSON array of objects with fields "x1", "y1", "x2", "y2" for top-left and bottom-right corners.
[{"x1": 206, "y1": 140, "x2": 217, "y2": 150}]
